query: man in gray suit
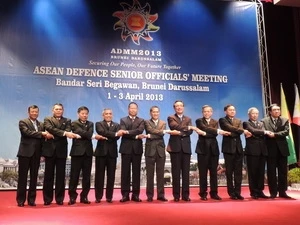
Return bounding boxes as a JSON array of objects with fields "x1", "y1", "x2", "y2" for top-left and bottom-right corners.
[
  {"x1": 144, "y1": 106, "x2": 170, "y2": 202},
  {"x1": 16, "y1": 105, "x2": 53, "y2": 207},
  {"x1": 262, "y1": 104, "x2": 291, "y2": 199}
]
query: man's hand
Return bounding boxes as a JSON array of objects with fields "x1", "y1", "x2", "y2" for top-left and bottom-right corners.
[
  {"x1": 168, "y1": 130, "x2": 181, "y2": 135},
  {"x1": 137, "y1": 134, "x2": 147, "y2": 139},
  {"x1": 65, "y1": 132, "x2": 77, "y2": 139},
  {"x1": 219, "y1": 130, "x2": 231, "y2": 136},
  {"x1": 196, "y1": 128, "x2": 206, "y2": 136},
  {"x1": 116, "y1": 130, "x2": 128, "y2": 136},
  {"x1": 244, "y1": 130, "x2": 252, "y2": 138},
  {"x1": 94, "y1": 134, "x2": 107, "y2": 140}
]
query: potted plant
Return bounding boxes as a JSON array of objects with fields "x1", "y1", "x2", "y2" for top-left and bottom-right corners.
[{"x1": 288, "y1": 167, "x2": 300, "y2": 190}]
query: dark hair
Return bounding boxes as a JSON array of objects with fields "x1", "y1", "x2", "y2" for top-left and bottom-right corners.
[
  {"x1": 128, "y1": 102, "x2": 138, "y2": 108},
  {"x1": 268, "y1": 103, "x2": 280, "y2": 112},
  {"x1": 77, "y1": 106, "x2": 89, "y2": 113},
  {"x1": 173, "y1": 100, "x2": 184, "y2": 108},
  {"x1": 28, "y1": 105, "x2": 39, "y2": 112},
  {"x1": 52, "y1": 103, "x2": 64, "y2": 110},
  {"x1": 224, "y1": 104, "x2": 234, "y2": 111},
  {"x1": 150, "y1": 106, "x2": 159, "y2": 112}
]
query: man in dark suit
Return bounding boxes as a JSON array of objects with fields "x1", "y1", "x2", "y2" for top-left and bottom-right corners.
[
  {"x1": 195, "y1": 105, "x2": 230, "y2": 201},
  {"x1": 94, "y1": 108, "x2": 120, "y2": 203},
  {"x1": 219, "y1": 104, "x2": 251, "y2": 200},
  {"x1": 262, "y1": 104, "x2": 291, "y2": 199},
  {"x1": 42, "y1": 103, "x2": 77, "y2": 205},
  {"x1": 118, "y1": 102, "x2": 145, "y2": 202},
  {"x1": 68, "y1": 106, "x2": 98, "y2": 205},
  {"x1": 243, "y1": 107, "x2": 269, "y2": 199},
  {"x1": 144, "y1": 106, "x2": 169, "y2": 202},
  {"x1": 167, "y1": 100, "x2": 193, "y2": 202},
  {"x1": 16, "y1": 105, "x2": 53, "y2": 207}
]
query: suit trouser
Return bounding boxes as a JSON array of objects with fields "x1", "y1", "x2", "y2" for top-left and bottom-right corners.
[
  {"x1": 224, "y1": 152, "x2": 243, "y2": 196},
  {"x1": 197, "y1": 152, "x2": 219, "y2": 197},
  {"x1": 16, "y1": 152, "x2": 40, "y2": 204},
  {"x1": 121, "y1": 153, "x2": 142, "y2": 198},
  {"x1": 246, "y1": 154, "x2": 266, "y2": 196},
  {"x1": 94, "y1": 155, "x2": 117, "y2": 200},
  {"x1": 170, "y1": 150, "x2": 191, "y2": 199},
  {"x1": 267, "y1": 149, "x2": 288, "y2": 196},
  {"x1": 68, "y1": 154, "x2": 92, "y2": 200},
  {"x1": 43, "y1": 156, "x2": 66, "y2": 203},
  {"x1": 145, "y1": 152, "x2": 166, "y2": 199}
]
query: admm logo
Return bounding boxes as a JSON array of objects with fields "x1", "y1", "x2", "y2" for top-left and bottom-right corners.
[{"x1": 113, "y1": 0, "x2": 160, "y2": 45}]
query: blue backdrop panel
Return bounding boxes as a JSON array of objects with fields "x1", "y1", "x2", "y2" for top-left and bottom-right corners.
[{"x1": 0, "y1": 0, "x2": 263, "y2": 159}]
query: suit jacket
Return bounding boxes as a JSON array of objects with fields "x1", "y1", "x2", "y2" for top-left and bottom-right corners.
[
  {"x1": 219, "y1": 116, "x2": 244, "y2": 154},
  {"x1": 144, "y1": 119, "x2": 166, "y2": 157},
  {"x1": 195, "y1": 117, "x2": 219, "y2": 155},
  {"x1": 261, "y1": 116, "x2": 289, "y2": 157},
  {"x1": 70, "y1": 119, "x2": 94, "y2": 157},
  {"x1": 167, "y1": 114, "x2": 193, "y2": 154},
  {"x1": 119, "y1": 116, "x2": 145, "y2": 155},
  {"x1": 94, "y1": 120, "x2": 120, "y2": 157},
  {"x1": 243, "y1": 120, "x2": 268, "y2": 156},
  {"x1": 42, "y1": 116, "x2": 71, "y2": 158},
  {"x1": 17, "y1": 118, "x2": 44, "y2": 157}
]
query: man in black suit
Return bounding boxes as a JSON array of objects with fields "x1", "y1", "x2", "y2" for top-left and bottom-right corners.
[
  {"x1": 243, "y1": 107, "x2": 269, "y2": 199},
  {"x1": 262, "y1": 104, "x2": 291, "y2": 199},
  {"x1": 144, "y1": 106, "x2": 170, "y2": 202},
  {"x1": 42, "y1": 103, "x2": 77, "y2": 205},
  {"x1": 16, "y1": 105, "x2": 53, "y2": 207},
  {"x1": 219, "y1": 104, "x2": 251, "y2": 200},
  {"x1": 68, "y1": 106, "x2": 99, "y2": 205},
  {"x1": 94, "y1": 108, "x2": 120, "y2": 203},
  {"x1": 195, "y1": 105, "x2": 230, "y2": 201},
  {"x1": 167, "y1": 100, "x2": 193, "y2": 202},
  {"x1": 118, "y1": 102, "x2": 145, "y2": 202}
]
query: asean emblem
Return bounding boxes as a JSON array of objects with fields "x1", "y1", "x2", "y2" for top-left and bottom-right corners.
[{"x1": 113, "y1": 0, "x2": 160, "y2": 45}]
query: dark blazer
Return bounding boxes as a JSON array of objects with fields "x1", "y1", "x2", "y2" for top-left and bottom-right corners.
[
  {"x1": 243, "y1": 120, "x2": 268, "y2": 156},
  {"x1": 167, "y1": 114, "x2": 193, "y2": 154},
  {"x1": 17, "y1": 118, "x2": 44, "y2": 157},
  {"x1": 42, "y1": 116, "x2": 71, "y2": 158},
  {"x1": 195, "y1": 118, "x2": 219, "y2": 155},
  {"x1": 261, "y1": 116, "x2": 289, "y2": 157},
  {"x1": 119, "y1": 116, "x2": 145, "y2": 155},
  {"x1": 70, "y1": 120, "x2": 94, "y2": 157},
  {"x1": 219, "y1": 116, "x2": 244, "y2": 154},
  {"x1": 144, "y1": 119, "x2": 166, "y2": 157},
  {"x1": 95, "y1": 120, "x2": 120, "y2": 157}
]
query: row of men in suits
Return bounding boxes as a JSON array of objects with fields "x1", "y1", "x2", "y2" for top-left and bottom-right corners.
[{"x1": 16, "y1": 101, "x2": 291, "y2": 207}]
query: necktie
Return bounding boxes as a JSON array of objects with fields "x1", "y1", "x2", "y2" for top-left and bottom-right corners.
[
  {"x1": 33, "y1": 121, "x2": 38, "y2": 131},
  {"x1": 107, "y1": 122, "x2": 111, "y2": 127}
]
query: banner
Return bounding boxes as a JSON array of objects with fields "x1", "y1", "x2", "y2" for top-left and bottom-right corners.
[{"x1": 0, "y1": 0, "x2": 264, "y2": 161}]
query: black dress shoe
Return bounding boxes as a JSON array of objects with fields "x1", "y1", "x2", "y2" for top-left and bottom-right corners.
[
  {"x1": 106, "y1": 199, "x2": 113, "y2": 203},
  {"x1": 230, "y1": 195, "x2": 238, "y2": 200},
  {"x1": 56, "y1": 201, "x2": 64, "y2": 205},
  {"x1": 17, "y1": 203, "x2": 25, "y2": 207},
  {"x1": 131, "y1": 196, "x2": 142, "y2": 202},
  {"x1": 174, "y1": 198, "x2": 180, "y2": 202},
  {"x1": 279, "y1": 193, "x2": 292, "y2": 199},
  {"x1": 80, "y1": 198, "x2": 91, "y2": 204},
  {"x1": 270, "y1": 194, "x2": 277, "y2": 199},
  {"x1": 68, "y1": 199, "x2": 76, "y2": 205},
  {"x1": 28, "y1": 202, "x2": 36, "y2": 206},
  {"x1": 182, "y1": 197, "x2": 191, "y2": 201},
  {"x1": 258, "y1": 193, "x2": 269, "y2": 199},
  {"x1": 211, "y1": 195, "x2": 222, "y2": 200},
  {"x1": 95, "y1": 199, "x2": 101, "y2": 203},
  {"x1": 200, "y1": 196, "x2": 208, "y2": 201},
  {"x1": 147, "y1": 197, "x2": 153, "y2": 202},
  {"x1": 120, "y1": 196, "x2": 130, "y2": 202},
  {"x1": 44, "y1": 202, "x2": 51, "y2": 206},
  {"x1": 236, "y1": 195, "x2": 244, "y2": 200},
  {"x1": 251, "y1": 195, "x2": 259, "y2": 200},
  {"x1": 157, "y1": 197, "x2": 168, "y2": 202}
]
